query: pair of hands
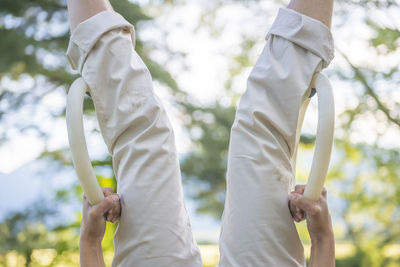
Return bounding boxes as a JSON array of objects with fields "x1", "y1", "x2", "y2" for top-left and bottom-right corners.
[
  {"x1": 81, "y1": 187, "x2": 121, "y2": 243},
  {"x1": 288, "y1": 185, "x2": 333, "y2": 241},
  {"x1": 81, "y1": 185, "x2": 333, "y2": 244}
]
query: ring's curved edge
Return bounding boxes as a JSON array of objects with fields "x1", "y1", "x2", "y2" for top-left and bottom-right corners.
[
  {"x1": 66, "y1": 78, "x2": 104, "y2": 205},
  {"x1": 303, "y1": 73, "x2": 335, "y2": 201}
]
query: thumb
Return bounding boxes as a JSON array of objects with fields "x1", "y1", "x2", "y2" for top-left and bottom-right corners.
[
  {"x1": 91, "y1": 195, "x2": 119, "y2": 218},
  {"x1": 289, "y1": 193, "x2": 320, "y2": 216}
]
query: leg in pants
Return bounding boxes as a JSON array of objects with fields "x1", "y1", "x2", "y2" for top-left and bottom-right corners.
[
  {"x1": 219, "y1": 8, "x2": 334, "y2": 266},
  {"x1": 66, "y1": 11, "x2": 202, "y2": 267}
]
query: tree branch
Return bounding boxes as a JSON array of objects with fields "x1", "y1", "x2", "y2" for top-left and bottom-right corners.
[{"x1": 339, "y1": 51, "x2": 400, "y2": 128}]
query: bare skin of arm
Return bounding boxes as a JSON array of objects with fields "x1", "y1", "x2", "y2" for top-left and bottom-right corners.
[
  {"x1": 67, "y1": 0, "x2": 113, "y2": 33},
  {"x1": 80, "y1": 189, "x2": 120, "y2": 267},
  {"x1": 289, "y1": 186, "x2": 335, "y2": 267},
  {"x1": 288, "y1": 0, "x2": 334, "y2": 29}
]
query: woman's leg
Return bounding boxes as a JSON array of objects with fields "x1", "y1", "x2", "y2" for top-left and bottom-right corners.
[
  {"x1": 219, "y1": 2, "x2": 334, "y2": 266},
  {"x1": 66, "y1": 2, "x2": 202, "y2": 266}
]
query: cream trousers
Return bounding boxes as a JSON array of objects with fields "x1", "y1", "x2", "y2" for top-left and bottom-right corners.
[{"x1": 66, "y1": 8, "x2": 333, "y2": 267}]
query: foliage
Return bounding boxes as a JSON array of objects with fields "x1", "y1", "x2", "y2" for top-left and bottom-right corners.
[{"x1": 0, "y1": 199, "x2": 78, "y2": 266}]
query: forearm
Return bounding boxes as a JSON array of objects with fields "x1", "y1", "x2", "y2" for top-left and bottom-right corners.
[
  {"x1": 288, "y1": 0, "x2": 334, "y2": 28},
  {"x1": 309, "y1": 234, "x2": 335, "y2": 267},
  {"x1": 80, "y1": 239, "x2": 106, "y2": 267},
  {"x1": 67, "y1": 0, "x2": 113, "y2": 32}
]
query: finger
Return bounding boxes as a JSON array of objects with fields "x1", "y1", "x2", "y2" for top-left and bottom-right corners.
[
  {"x1": 104, "y1": 194, "x2": 121, "y2": 222},
  {"x1": 105, "y1": 211, "x2": 114, "y2": 222},
  {"x1": 91, "y1": 195, "x2": 119, "y2": 218},
  {"x1": 294, "y1": 184, "x2": 306, "y2": 195},
  {"x1": 289, "y1": 193, "x2": 321, "y2": 216},
  {"x1": 296, "y1": 206, "x2": 305, "y2": 221},
  {"x1": 288, "y1": 199, "x2": 297, "y2": 220},
  {"x1": 112, "y1": 194, "x2": 121, "y2": 215},
  {"x1": 105, "y1": 208, "x2": 117, "y2": 222},
  {"x1": 102, "y1": 187, "x2": 114, "y2": 197},
  {"x1": 322, "y1": 187, "x2": 327, "y2": 197},
  {"x1": 289, "y1": 201, "x2": 305, "y2": 222},
  {"x1": 288, "y1": 199, "x2": 304, "y2": 222},
  {"x1": 109, "y1": 193, "x2": 121, "y2": 222},
  {"x1": 292, "y1": 186, "x2": 306, "y2": 221}
]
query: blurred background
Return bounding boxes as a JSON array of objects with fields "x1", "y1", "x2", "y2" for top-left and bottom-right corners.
[{"x1": 0, "y1": 0, "x2": 399, "y2": 266}]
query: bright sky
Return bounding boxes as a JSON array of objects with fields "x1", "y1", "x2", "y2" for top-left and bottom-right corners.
[{"x1": 1, "y1": 0, "x2": 399, "y2": 242}]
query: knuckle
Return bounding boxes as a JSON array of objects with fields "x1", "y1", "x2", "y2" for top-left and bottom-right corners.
[
  {"x1": 102, "y1": 187, "x2": 114, "y2": 195},
  {"x1": 106, "y1": 197, "x2": 114, "y2": 205},
  {"x1": 295, "y1": 184, "x2": 304, "y2": 191},
  {"x1": 310, "y1": 206, "x2": 321, "y2": 215},
  {"x1": 295, "y1": 184, "x2": 306, "y2": 194},
  {"x1": 308, "y1": 209, "x2": 316, "y2": 216}
]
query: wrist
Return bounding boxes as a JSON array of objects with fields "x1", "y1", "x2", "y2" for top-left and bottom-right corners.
[
  {"x1": 80, "y1": 232, "x2": 103, "y2": 246},
  {"x1": 311, "y1": 229, "x2": 334, "y2": 246},
  {"x1": 80, "y1": 223, "x2": 105, "y2": 245}
]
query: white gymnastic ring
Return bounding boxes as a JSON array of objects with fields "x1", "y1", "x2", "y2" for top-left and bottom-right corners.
[
  {"x1": 303, "y1": 73, "x2": 335, "y2": 201},
  {"x1": 66, "y1": 78, "x2": 104, "y2": 205}
]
